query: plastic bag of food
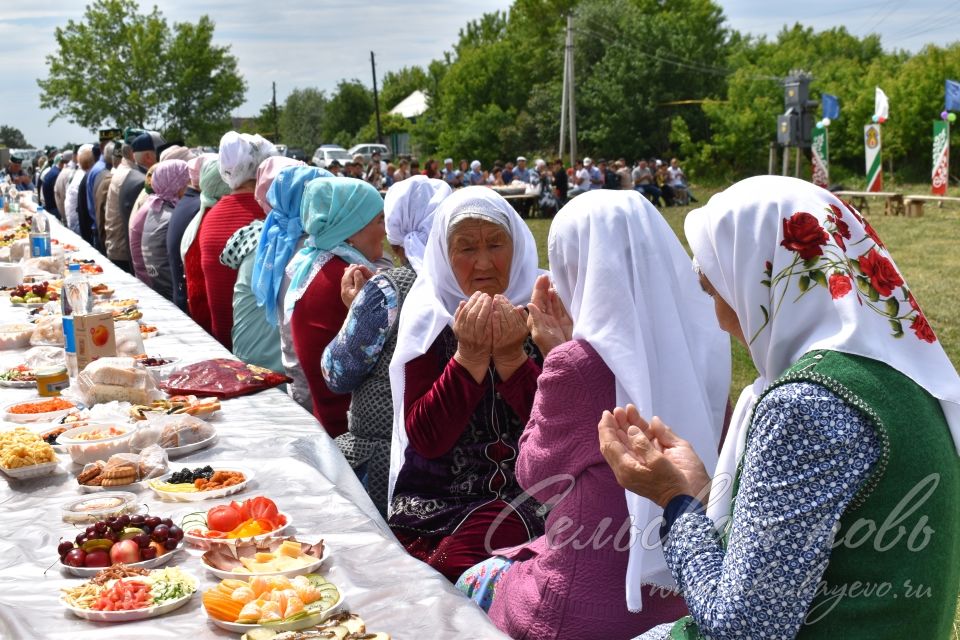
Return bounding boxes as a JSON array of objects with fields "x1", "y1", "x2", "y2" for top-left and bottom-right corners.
[
  {"x1": 76, "y1": 445, "x2": 169, "y2": 487},
  {"x1": 21, "y1": 345, "x2": 65, "y2": 369},
  {"x1": 162, "y1": 358, "x2": 291, "y2": 399},
  {"x1": 130, "y1": 414, "x2": 216, "y2": 451},
  {"x1": 114, "y1": 321, "x2": 145, "y2": 357},
  {"x1": 75, "y1": 357, "x2": 163, "y2": 406},
  {"x1": 30, "y1": 313, "x2": 64, "y2": 346}
]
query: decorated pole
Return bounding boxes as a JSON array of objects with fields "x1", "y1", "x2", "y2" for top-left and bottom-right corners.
[
  {"x1": 932, "y1": 119, "x2": 950, "y2": 196},
  {"x1": 812, "y1": 125, "x2": 829, "y2": 188},
  {"x1": 864, "y1": 124, "x2": 883, "y2": 192}
]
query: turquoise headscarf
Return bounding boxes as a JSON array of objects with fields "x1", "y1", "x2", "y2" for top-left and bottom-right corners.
[
  {"x1": 251, "y1": 165, "x2": 331, "y2": 325},
  {"x1": 284, "y1": 177, "x2": 384, "y2": 316}
]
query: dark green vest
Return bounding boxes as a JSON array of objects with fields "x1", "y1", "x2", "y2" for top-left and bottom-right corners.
[{"x1": 672, "y1": 350, "x2": 960, "y2": 639}]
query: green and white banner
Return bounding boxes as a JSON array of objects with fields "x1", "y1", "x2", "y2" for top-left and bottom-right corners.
[
  {"x1": 811, "y1": 128, "x2": 829, "y2": 188},
  {"x1": 932, "y1": 120, "x2": 949, "y2": 196},
  {"x1": 864, "y1": 124, "x2": 883, "y2": 192}
]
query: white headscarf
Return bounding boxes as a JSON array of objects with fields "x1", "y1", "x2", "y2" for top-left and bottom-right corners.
[
  {"x1": 685, "y1": 176, "x2": 960, "y2": 535},
  {"x1": 387, "y1": 187, "x2": 542, "y2": 507},
  {"x1": 218, "y1": 131, "x2": 278, "y2": 190},
  {"x1": 384, "y1": 175, "x2": 452, "y2": 272},
  {"x1": 550, "y1": 190, "x2": 729, "y2": 611}
]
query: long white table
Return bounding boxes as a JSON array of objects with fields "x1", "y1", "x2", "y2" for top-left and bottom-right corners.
[{"x1": 0, "y1": 209, "x2": 508, "y2": 639}]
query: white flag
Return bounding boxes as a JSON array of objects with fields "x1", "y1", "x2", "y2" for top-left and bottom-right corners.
[{"x1": 875, "y1": 87, "x2": 889, "y2": 120}]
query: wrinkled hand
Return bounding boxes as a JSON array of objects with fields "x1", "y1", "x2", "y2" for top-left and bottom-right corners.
[
  {"x1": 453, "y1": 292, "x2": 494, "y2": 381},
  {"x1": 598, "y1": 404, "x2": 710, "y2": 508},
  {"x1": 527, "y1": 274, "x2": 573, "y2": 357},
  {"x1": 491, "y1": 295, "x2": 529, "y2": 358},
  {"x1": 340, "y1": 264, "x2": 374, "y2": 308}
]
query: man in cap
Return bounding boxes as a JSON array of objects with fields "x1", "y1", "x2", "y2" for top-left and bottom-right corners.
[
  {"x1": 442, "y1": 158, "x2": 461, "y2": 188},
  {"x1": 513, "y1": 156, "x2": 530, "y2": 184},
  {"x1": 3, "y1": 155, "x2": 34, "y2": 191},
  {"x1": 104, "y1": 142, "x2": 137, "y2": 273},
  {"x1": 40, "y1": 153, "x2": 66, "y2": 220},
  {"x1": 116, "y1": 132, "x2": 164, "y2": 272},
  {"x1": 468, "y1": 160, "x2": 484, "y2": 186}
]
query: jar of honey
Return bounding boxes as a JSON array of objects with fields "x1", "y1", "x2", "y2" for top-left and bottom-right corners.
[{"x1": 35, "y1": 366, "x2": 69, "y2": 397}]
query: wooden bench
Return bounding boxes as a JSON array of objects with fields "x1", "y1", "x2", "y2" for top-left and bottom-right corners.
[
  {"x1": 902, "y1": 195, "x2": 960, "y2": 217},
  {"x1": 833, "y1": 191, "x2": 904, "y2": 216}
]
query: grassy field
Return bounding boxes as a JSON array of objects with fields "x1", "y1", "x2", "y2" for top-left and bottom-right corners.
[
  {"x1": 526, "y1": 185, "x2": 960, "y2": 398},
  {"x1": 526, "y1": 184, "x2": 960, "y2": 638}
]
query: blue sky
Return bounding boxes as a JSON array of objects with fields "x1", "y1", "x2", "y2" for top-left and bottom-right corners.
[{"x1": 1, "y1": 0, "x2": 957, "y2": 148}]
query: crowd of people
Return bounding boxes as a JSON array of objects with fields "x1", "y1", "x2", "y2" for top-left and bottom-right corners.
[{"x1": 6, "y1": 129, "x2": 959, "y2": 639}]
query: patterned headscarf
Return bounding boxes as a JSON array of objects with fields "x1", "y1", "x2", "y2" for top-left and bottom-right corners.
[
  {"x1": 140, "y1": 159, "x2": 189, "y2": 217},
  {"x1": 251, "y1": 165, "x2": 332, "y2": 325},
  {"x1": 218, "y1": 131, "x2": 278, "y2": 190},
  {"x1": 283, "y1": 177, "x2": 384, "y2": 316},
  {"x1": 221, "y1": 220, "x2": 264, "y2": 270}
]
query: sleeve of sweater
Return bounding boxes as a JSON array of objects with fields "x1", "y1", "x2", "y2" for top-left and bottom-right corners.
[
  {"x1": 403, "y1": 343, "x2": 539, "y2": 459},
  {"x1": 322, "y1": 274, "x2": 397, "y2": 394},
  {"x1": 661, "y1": 381, "x2": 881, "y2": 640},
  {"x1": 515, "y1": 341, "x2": 608, "y2": 503}
]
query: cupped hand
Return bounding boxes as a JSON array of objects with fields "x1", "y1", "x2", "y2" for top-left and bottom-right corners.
[
  {"x1": 527, "y1": 275, "x2": 573, "y2": 357},
  {"x1": 453, "y1": 292, "x2": 494, "y2": 377},
  {"x1": 598, "y1": 404, "x2": 711, "y2": 508},
  {"x1": 491, "y1": 295, "x2": 530, "y2": 359},
  {"x1": 340, "y1": 264, "x2": 374, "y2": 308}
]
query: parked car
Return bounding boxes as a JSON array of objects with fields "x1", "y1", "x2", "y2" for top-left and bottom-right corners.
[
  {"x1": 311, "y1": 145, "x2": 352, "y2": 168},
  {"x1": 348, "y1": 143, "x2": 392, "y2": 163},
  {"x1": 285, "y1": 148, "x2": 308, "y2": 162}
]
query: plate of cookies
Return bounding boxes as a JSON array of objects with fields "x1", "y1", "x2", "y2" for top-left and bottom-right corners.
[{"x1": 76, "y1": 451, "x2": 168, "y2": 492}]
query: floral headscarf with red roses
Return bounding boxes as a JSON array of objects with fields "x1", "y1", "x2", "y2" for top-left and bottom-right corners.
[{"x1": 685, "y1": 176, "x2": 960, "y2": 525}]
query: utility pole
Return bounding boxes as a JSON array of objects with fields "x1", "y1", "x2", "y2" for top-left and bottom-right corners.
[
  {"x1": 559, "y1": 27, "x2": 568, "y2": 161},
  {"x1": 566, "y1": 14, "x2": 577, "y2": 168},
  {"x1": 371, "y1": 51, "x2": 383, "y2": 145},
  {"x1": 271, "y1": 82, "x2": 279, "y2": 143}
]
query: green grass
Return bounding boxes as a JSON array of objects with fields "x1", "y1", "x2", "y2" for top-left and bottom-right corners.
[{"x1": 526, "y1": 186, "x2": 960, "y2": 638}]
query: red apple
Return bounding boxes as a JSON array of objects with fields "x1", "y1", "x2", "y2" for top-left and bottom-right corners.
[
  {"x1": 84, "y1": 550, "x2": 111, "y2": 568},
  {"x1": 109, "y1": 539, "x2": 140, "y2": 565}
]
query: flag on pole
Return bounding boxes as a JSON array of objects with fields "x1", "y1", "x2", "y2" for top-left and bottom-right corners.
[
  {"x1": 946, "y1": 80, "x2": 960, "y2": 112},
  {"x1": 875, "y1": 87, "x2": 889, "y2": 120},
  {"x1": 865, "y1": 124, "x2": 882, "y2": 192},
  {"x1": 812, "y1": 127, "x2": 829, "y2": 188},
  {"x1": 932, "y1": 120, "x2": 949, "y2": 196},
  {"x1": 822, "y1": 94, "x2": 840, "y2": 120}
]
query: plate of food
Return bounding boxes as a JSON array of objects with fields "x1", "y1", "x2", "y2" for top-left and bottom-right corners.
[
  {"x1": 57, "y1": 511, "x2": 186, "y2": 576},
  {"x1": 60, "y1": 565, "x2": 197, "y2": 622},
  {"x1": 237, "y1": 612, "x2": 391, "y2": 640},
  {"x1": 0, "y1": 364, "x2": 36, "y2": 387},
  {"x1": 2, "y1": 397, "x2": 77, "y2": 424},
  {"x1": 202, "y1": 537, "x2": 326, "y2": 579},
  {"x1": 181, "y1": 496, "x2": 289, "y2": 548},
  {"x1": 129, "y1": 395, "x2": 221, "y2": 420},
  {"x1": 148, "y1": 465, "x2": 251, "y2": 501},
  {"x1": 0, "y1": 324, "x2": 35, "y2": 350},
  {"x1": 7, "y1": 281, "x2": 59, "y2": 306},
  {"x1": 202, "y1": 573, "x2": 342, "y2": 633},
  {"x1": 90, "y1": 283, "x2": 114, "y2": 297},
  {"x1": 61, "y1": 492, "x2": 142, "y2": 524},
  {"x1": 139, "y1": 324, "x2": 158, "y2": 339},
  {"x1": 0, "y1": 427, "x2": 59, "y2": 479}
]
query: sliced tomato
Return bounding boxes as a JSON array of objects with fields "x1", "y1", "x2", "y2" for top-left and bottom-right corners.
[
  {"x1": 207, "y1": 503, "x2": 244, "y2": 533},
  {"x1": 243, "y1": 497, "x2": 279, "y2": 523}
]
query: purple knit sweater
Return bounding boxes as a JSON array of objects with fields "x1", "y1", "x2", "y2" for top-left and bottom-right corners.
[{"x1": 488, "y1": 339, "x2": 688, "y2": 640}]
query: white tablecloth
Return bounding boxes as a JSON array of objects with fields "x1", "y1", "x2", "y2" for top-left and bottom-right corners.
[{"x1": 0, "y1": 210, "x2": 507, "y2": 639}]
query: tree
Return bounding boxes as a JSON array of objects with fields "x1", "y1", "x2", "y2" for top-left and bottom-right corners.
[
  {"x1": 322, "y1": 80, "x2": 374, "y2": 147},
  {"x1": 279, "y1": 89, "x2": 327, "y2": 151},
  {"x1": 0, "y1": 126, "x2": 29, "y2": 148},
  {"x1": 37, "y1": 0, "x2": 245, "y2": 142}
]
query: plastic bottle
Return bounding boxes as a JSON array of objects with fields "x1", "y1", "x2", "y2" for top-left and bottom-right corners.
[
  {"x1": 62, "y1": 263, "x2": 91, "y2": 379},
  {"x1": 29, "y1": 206, "x2": 51, "y2": 257}
]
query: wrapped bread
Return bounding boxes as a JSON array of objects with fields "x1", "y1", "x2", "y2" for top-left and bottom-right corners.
[
  {"x1": 129, "y1": 414, "x2": 216, "y2": 453},
  {"x1": 76, "y1": 357, "x2": 160, "y2": 406}
]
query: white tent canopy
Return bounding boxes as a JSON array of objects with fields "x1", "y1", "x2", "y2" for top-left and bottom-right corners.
[{"x1": 389, "y1": 90, "x2": 428, "y2": 119}]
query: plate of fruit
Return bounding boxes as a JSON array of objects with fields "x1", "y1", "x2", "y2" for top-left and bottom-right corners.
[
  {"x1": 8, "y1": 281, "x2": 58, "y2": 306},
  {"x1": 57, "y1": 512, "x2": 186, "y2": 577},
  {"x1": 202, "y1": 573, "x2": 342, "y2": 633},
  {"x1": 202, "y1": 537, "x2": 326, "y2": 579},
  {"x1": 148, "y1": 464, "x2": 251, "y2": 501},
  {"x1": 60, "y1": 565, "x2": 197, "y2": 622},
  {"x1": 181, "y1": 496, "x2": 289, "y2": 548}
]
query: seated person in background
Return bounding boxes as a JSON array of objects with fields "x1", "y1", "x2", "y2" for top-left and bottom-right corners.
[
  {"x1": 322, "y1": 176, "x2": 452, "y2": 518},
  {"x1": 667, "y1": 157, "x2": 697, "y2": 204},
  {"x1": 388, "y1": 187, "x2": 545, "y2": 582},
  {"x1": 286, "y1": 178, "x2": 386, "y2": 436},
  {"x1": 654, "y1": 161, "x2": 675, "y2": 206},
  {"x1": 632, "y1": 160, "x2": 663, "y2": 206},
  {"x1": 624, "y1": 176, "x2": 960, "y2": 639},
  {"x1": 457, "y1": 190, "x2": 730, "y2": 639}
]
